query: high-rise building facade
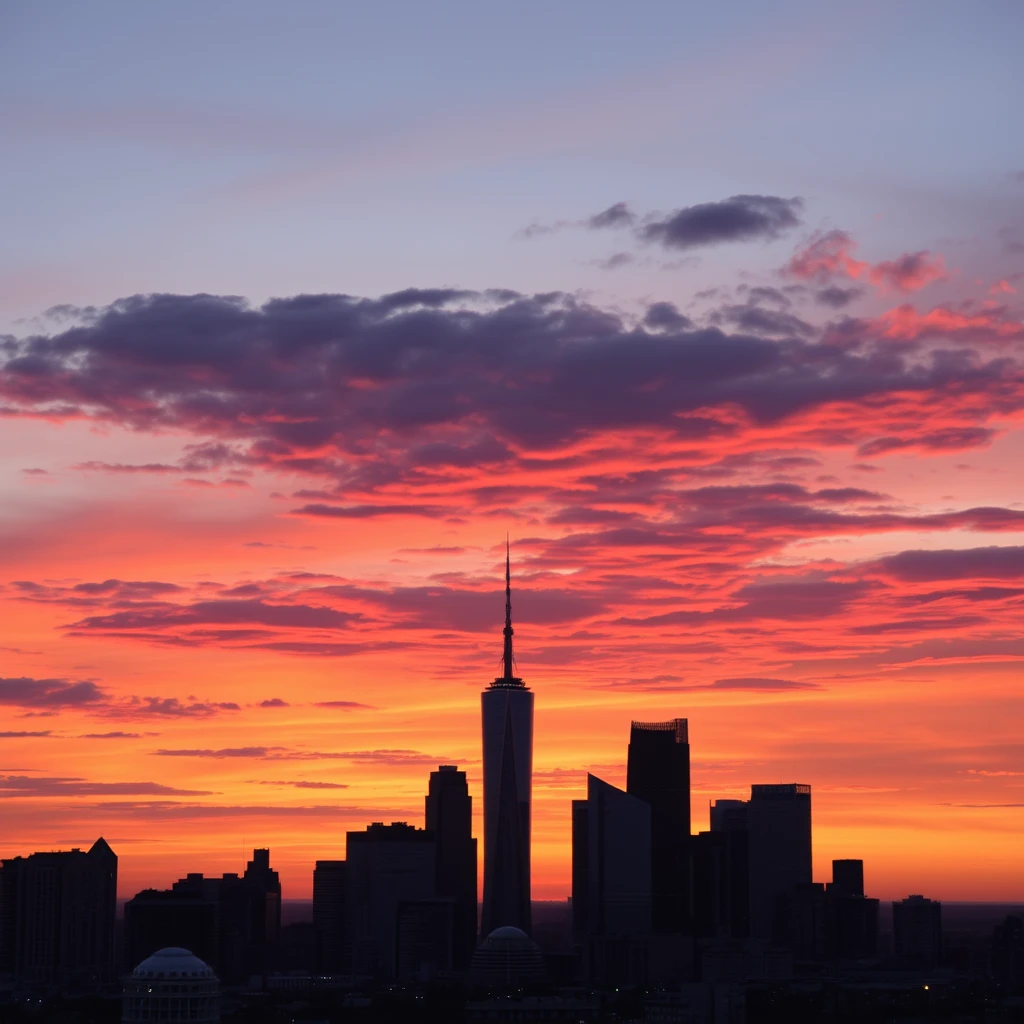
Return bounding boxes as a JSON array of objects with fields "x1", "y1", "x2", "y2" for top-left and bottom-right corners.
[
  {"x1": 710, "y1": 798, "x2": 749, "y2": 834},
  {"x1": 124, "y1": 848, "x2": 281, "y2": 983},
  {"x1": 313, "y1": 860, "x2": 348, "y2": 973},
  {"x1": 480, "y1": 544, "x2": 534, "y2": 937},
  {"x1": 124, "y1": 888, "x2": 218, "y2": 971},
  {"x1": 747, "y1": 783, "x2": 812, "y2": 942},
  {"x1": 691, "y1": 829, "x2": 750, "y2": 940},
  {"x1": 425, "y1": 765, "x2": 478, "y2": 966},
  {"x1": 831, "y1": 858, "x2": 864, "y2": 898},
  {"x1": 571, "y1": 799, "x2": 590, "y2": 943},
  {"x1": 346, "y1": 822, "x2": 436, "y2": 977},
  {"x1": 827, "y1": 860, "x2": 878, "y2": 961},
  {"x1": 893, "y1": 894, "x2": 942, "y2": 966},
  {"x1": 0, "y1": 837, "x2": 116, "y2": 991},
  {"x1": 573, "y1": 774, "x2": 651, "y2": 937},
  {"x1": 626, "y1": 718, "x2": 690, "y2": 932}
]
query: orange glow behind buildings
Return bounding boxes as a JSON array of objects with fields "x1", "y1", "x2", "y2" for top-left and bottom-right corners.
[{"x1": 2, "y1": 242, "x2": 1023, "y2": 906}]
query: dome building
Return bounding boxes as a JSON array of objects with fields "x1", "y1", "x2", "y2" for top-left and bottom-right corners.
[
  {"x1": 122, "y1": 947, "x2": 219, "y2": 1023},
  {"x1": 470, "y1": 926, "x2": 547, "y2": 991}
]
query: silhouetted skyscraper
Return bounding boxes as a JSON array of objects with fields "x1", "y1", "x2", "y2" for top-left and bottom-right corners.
[
  {"x1": 831, "y1": 859, "x2": 864, "y2": 898},
  {"x1": 571, "y1": 799, "x2": 590, "y2": 943},
  {"x1": 826, "y1": 860, "x2": 878, "y2": 961},
  {"x1": 627, "y1": 718, "x2": 690, "y2": 932},
  {"x1": 992, "y1": 915, "x2": 1024, "y2": 992},
  {"x1": 313, "y1": 860, "x2": 347, "y2": 973},
  {"x1": 481, "y1": 542, "x2": 534, "y2": 937},
  {"x1": 425, "y1": 765, "x2": 478, "y2": 967},
  {"x1": 0, "y1": 837, "x2": 116, "y2": 991},
  {"x1": 692, "y1": 829, "x2": 750, "y2": 940},
  {"x1": 710, "y1": 799, "x2": 749, "y2": 833},
  {"x1": 574, "y1": 774, "x2": 651, "y2": 937},
  {"x1": 747, "y1": 784, "x2": 812, "y2": 942},
  {"x1": 241, "y1": 848, "x2": 281, "y2": 975},
  {"x1": 124, "y1": 888, "x2": 218, "y2": 970},
  {"x1": 893, "y1": 894, "x2": 942, "y2": 966},
  {"x1": 347, "y1": 822, "x2": 436, "y2": 977}
]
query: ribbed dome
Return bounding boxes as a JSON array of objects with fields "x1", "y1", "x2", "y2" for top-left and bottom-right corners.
[
  {"x1": 123, "y1": 948, "x2": 220, "y2": 1023},
  {"x1": 486, "y1": 926, "x2": 530, "y2": 941},
  {"x1": 470, "y1": 927, "x2": 546, "y2": 990},
  {"x1": 131, "y1": 946, "x2": 215, "y2": 979}
]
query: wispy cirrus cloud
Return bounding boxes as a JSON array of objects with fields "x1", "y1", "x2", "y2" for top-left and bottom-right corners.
[
  {"x1": 151, "y1": 746, "x2": 454, "y2": 765},
  {"x1": 85, "y1": 802, "x2": 411, "y2": 820},
  {"x1": 249, "y1": 779, "x2": 349, "y2": 790},
  {"x1": 0, "y1": 774, "x2": 212, "y2": 798},
  {"x1": 314, "y1": 700, "x2": 377, "y2": 710},
  {"x1": 78, "y1": 731, "x2": 149, "y2": 739}
]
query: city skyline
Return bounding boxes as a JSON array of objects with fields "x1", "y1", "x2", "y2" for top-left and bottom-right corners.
[
  {"x1": 2, "y1": 1, "x2": 1024, "y2": 908},
  {"x1": 2, "y1": 542, "x2": 1024, "y2": 903}
]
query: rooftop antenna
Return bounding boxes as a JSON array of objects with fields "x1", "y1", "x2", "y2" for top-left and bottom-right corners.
[{"x1": 502, "y1": 534, "x2": 516, "y2": 680}]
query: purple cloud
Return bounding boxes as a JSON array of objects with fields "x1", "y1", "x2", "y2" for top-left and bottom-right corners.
[
  {"x1": 79, "y1": 731, "x2": 147, "y2": 739},
  {"x1": 877, "y1": 546, "x2": 1024, "y2": 582},
  {"x1": 67, "y1": 598, "x2": 360, "y2": 633},
  {"x1": 2, "y1": 288, "x2": 1018, "y2": 483},
  {"x1": 710, "y1": 677, "x2": 820, "y2": 691},
  {"x1": 0, "y1": 775, "x2": 212, "y2": 797},
  {"x1": 0, "y1": 677, "x2": 107, "y2": 708},
  {"x1": 641, "y1": 195, "x2": 803, "y2": 250},
  {"x1": 314, "y1": 700, "x2": 377, "y2": 710}
]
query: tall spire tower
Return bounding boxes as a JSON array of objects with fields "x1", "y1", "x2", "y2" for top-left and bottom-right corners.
[{"x1": 480, "y1": 539, "x2": 534, "y2": 937}]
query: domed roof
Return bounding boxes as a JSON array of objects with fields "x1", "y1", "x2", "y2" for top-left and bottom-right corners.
[
  {"x1": 471, "y1": 927, "x2": 546, "y2": 990},
  {"x1": 484, "y1": 926, "x2": 532, "y2": 943},
  {"x1": 132, "y1": 947, "x2": 215, "y2": 978}
]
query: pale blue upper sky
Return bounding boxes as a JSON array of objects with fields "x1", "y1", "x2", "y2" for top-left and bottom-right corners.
[{"x1": 1, "y1": 0, "x2": 1022, "y2": 330}]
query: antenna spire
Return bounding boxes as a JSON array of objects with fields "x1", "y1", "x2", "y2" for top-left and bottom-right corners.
[{"x1": 502, "y1": 535, "x2": 515, "y2": 680}]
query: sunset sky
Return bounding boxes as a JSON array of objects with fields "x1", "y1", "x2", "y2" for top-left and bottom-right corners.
[{"x1": 1, "y1": 1, "x2": 1023, "y2": 903}]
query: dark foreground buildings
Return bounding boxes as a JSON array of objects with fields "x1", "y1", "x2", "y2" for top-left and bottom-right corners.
[
  {"x1": 0, "y1": 837, "x2": 116, "y2": 991},
  {"x1": 570, "y1": 718, "x2": 897, "y2": 992},
  {"x1": 124, "y1": 847, "x2": 280, "y2": 984},
  {"x1": 310, "y1": 765, "x2": 479, "y2": 981}
]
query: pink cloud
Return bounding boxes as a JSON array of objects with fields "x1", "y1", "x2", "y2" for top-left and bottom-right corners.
[{"x1": 786, "y1": 230, "x2": 946, "y2": 293}]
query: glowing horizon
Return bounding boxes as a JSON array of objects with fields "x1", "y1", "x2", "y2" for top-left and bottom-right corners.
[{"x1": 2, "y1": 1, "x2": 1023, "y2": 907}]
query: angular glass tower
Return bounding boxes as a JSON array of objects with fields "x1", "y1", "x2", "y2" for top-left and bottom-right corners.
[{"x1": 480, "y1": 542, "x2": 534, "y2": 937}]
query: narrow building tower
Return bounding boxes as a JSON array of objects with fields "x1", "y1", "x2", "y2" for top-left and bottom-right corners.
[{"x1": 480, "y1": 541, "x2": 534, "y2": 936}]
